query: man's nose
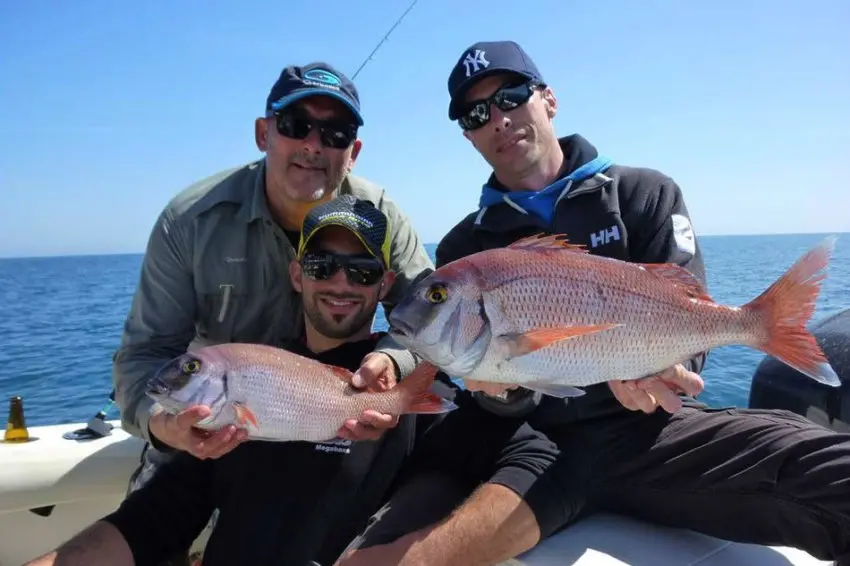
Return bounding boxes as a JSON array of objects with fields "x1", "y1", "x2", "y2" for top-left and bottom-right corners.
[
  {"x1": 301, "y1": 126, "x2": 324, "y2": 153},
  {"x1": 328, "y1": 267, "x2": 353, "y2": 288},
  {"x1": 489, "y1": 105, "x2": 511, "y2": 132}
]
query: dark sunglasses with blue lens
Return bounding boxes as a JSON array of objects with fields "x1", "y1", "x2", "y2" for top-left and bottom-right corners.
[
  {"x1": 458, "y1": 80, "x2": 543, "y2": 131},
  {"x1": 272, "y1": 108, "x2": 358, "y2": 149},
  {"x1": 300, "y1": 252, "x2": 385, "y2": 286}
]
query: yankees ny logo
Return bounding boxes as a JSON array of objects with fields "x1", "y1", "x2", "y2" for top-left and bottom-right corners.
[{"x1": 463, "y1": 49, "x2": 490, "y2": 77}]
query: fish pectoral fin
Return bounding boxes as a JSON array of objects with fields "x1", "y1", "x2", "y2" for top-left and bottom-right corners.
[
  {"x1": 522, "y1": 381, "x2": 586, "y2": 398},
  {"x1": 231, "y1": 402, "x2": 259, "y2": 429},
  {"x1": 328, "y1": 364, "x2": 382, "y2": 394},
  {"x1": 639, "y1": 263, "x2": 713, "y2": 302},
  {"x1": 500, "y1": 324, "x2": 621, "y2": 359}
]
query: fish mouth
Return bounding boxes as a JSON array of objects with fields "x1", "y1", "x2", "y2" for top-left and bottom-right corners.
[
  {"x1": 146, "y1": 376, "x2": 170, "y2": 397},
  {"x1": 388, "y1": 318, "x2": 414, "y2": 341}
]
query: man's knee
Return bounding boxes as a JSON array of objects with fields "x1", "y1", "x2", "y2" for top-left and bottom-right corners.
[
  {"x1": 127, "y1": 443, "x2": 175, "y2": 495},
  {"x1": 342, "y1": 472, "x2": 473, "y2": 553}
]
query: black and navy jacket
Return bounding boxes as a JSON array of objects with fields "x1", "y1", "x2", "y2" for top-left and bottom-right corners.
[{"x1": 436, "y1": 134, "x2": 709, "y2": 427}]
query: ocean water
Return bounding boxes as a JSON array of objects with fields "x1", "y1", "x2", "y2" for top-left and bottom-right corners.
[{"x1": 0, "y1": 233, "x2": 848, "y2": 427}]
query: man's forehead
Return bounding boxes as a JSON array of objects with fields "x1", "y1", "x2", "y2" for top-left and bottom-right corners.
[
  {"x1": 296, "y1": 95, "x2": 356, "y2": 121},
  {"x1": 309, "y1": 225, "x2": 368, "y2": 251}
]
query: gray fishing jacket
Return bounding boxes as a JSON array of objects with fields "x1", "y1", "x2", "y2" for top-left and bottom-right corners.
[{"x1": 112, "y1": 159, "x2": 434, "y2": 443}]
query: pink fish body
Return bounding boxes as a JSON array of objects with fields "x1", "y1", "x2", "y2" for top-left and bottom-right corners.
[
  {"x1": 388, "y1": 234, "x2": 840, "y2": 397},
  {"x1": 147, "y1": 343, "x2": 454, "y2": 442}
]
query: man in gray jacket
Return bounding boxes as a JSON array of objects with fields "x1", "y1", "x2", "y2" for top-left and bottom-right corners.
[{"x1": 112, "y1": 61, "x2": 433, "y2": 502}]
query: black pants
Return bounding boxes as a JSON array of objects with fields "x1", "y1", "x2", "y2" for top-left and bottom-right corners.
[{"x1": 344, "y1": 406, "x2": 850, "y2": 564}]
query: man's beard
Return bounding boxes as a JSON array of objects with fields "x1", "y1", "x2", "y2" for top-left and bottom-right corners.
[{"x1": 304, "y1": 296, "x2": 376, "y2": 339}]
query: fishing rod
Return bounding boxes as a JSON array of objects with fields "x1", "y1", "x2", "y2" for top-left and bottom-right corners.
[
  {"x1": 71, "y1": 1, "x2": 423, "y2": 441},
  {"x1": 351, "y1": 0, "x2": 421, "y2": 80}
]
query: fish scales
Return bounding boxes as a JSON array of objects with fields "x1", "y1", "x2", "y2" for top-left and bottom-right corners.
[
  {"x1": 146, "y1": 342, "x2": 455, "y2": 443},
  {"x1": 469, "y1": 249, "x2": 747, "y2": 386},
  {"x1": 387, "y1": 234, "x2": 840, "y2": 396}
]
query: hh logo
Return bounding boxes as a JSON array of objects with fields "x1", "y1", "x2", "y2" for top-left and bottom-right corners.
[
  {"x1": 463, "y1": 49, "x2": 490, "y2": 77},
  {"x1": 589, "y1": 225, "x2": 621, "y2": 248}
]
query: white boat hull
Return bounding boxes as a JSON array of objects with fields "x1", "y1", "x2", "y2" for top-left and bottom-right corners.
[{"x1": 0, "y1": 421, "x2": 833, "y2": 566}]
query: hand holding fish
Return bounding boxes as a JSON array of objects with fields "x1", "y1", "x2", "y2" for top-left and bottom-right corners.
[
  {"x1": 148, "y1": 405, "x2": 247, "y2": 459},
  {"x1": 338, "y1": 352, "x2": 401, "y2": 441},
  {"x1": 608, "y1": 364, "x2": 705, "y2": 414}
]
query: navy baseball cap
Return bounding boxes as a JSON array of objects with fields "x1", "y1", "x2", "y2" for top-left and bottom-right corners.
[
  {"x1": 298, "y1": 195, "x2": 391, "y2": 268},
  {"x1": 447, "y1": 41, "x2": 545, "y2": 120},
  {"x1": 266, "y1": 62, "x2": 364, "y2": 126}
]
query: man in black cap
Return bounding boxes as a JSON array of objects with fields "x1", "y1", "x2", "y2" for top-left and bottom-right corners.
[
  {"x1": 335, "y1": 41, "x2": 850, "y2": 566},
  {"x1": 109, "y1": 61, "x2": 433, "y2": 564}
]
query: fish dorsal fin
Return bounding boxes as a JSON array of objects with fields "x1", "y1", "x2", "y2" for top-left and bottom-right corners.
[
  {"x1": 508, "y1": 233, "x2": 589, "y2": 254},
  {"x1": 639, "y1": 263, "x2": 713, "y2": 302},
  {"x1": 329, "y1": 364, "x2": 381, "y2": 394}
]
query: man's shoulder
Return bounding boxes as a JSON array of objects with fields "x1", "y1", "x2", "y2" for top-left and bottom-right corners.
[
  {"x1": 163, "y1": 160, "x2": 263, "y2": 222},
  {"x1": 606, "y1": 163, "x2": 677, "y2": 197},
  {"x1": 438, "y1": 209, "x2": 480, "y2": 247},
  {"x1": 345, "y1": 173, "x2": 387, "y2": 206},
  {"x1": 343, "y1": 174, "x2": 405, "y2": 217}
]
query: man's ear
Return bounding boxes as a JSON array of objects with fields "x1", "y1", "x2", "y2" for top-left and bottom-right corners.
[
  {"x1": 541, "y1": 86, "x2": 557, "y2": 119},
  {"x1": 289, "y1": 259, "x2": 303, "y2": 292},
  {"x1": 255, "y1": 117, "x2": 269, "y2": 152},
  {"x1": 378, "y1": 270, "x2": 396, "y2": 301}
]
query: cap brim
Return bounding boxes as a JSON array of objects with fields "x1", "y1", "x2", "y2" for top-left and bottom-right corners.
[
  {"x1": 298, "y1": 222, "x2": 387, "y2": 267},
  {"x1": 270, "y1": 89, "x2": 364, "y2": 126},
  {"x1": 448, "y1": 68, "x2": 536, "y2": 120}
]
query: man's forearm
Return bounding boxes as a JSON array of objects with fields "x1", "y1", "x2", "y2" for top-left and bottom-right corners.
[
  {"x1": 25, "y1": 521, "x2": 134, "y2": 566},
  {"x1": 407, "y1": 483, "x2": 540, "y2": 566}
]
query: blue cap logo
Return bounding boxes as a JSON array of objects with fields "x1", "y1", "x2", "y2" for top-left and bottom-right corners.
[{"x1": 303, "y1": 69, "x2": 341, "y2": 87}]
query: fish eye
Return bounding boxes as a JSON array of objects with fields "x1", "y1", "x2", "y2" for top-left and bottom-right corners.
[
  {"x1": 425, "y1": 284, "x2": 448, "y2": 304},
  {"x1": 182, "y1": 359, "x2": 201, "y2": 374}
]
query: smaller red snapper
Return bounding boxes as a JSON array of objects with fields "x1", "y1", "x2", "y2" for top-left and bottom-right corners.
[
  {"x1": 387, "y1": 234, "x2": 840, "y2": 398},
  {"x1": 146, "y1": 343, "x2": 455, "y2": 442}
]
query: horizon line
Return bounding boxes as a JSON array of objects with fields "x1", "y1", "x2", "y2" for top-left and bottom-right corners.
[{"x1": 1, "y1": 231, "x2": 846, "y2": 261}]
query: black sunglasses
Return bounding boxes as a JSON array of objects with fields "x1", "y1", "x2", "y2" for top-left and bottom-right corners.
[
  {"x1": 458, "y1": 80, "x2": 542, "y2": 131},
  {"x1": 273, "y1": 109, "x2": 358, "y2": 149},
  {"x1": 300, "y1": 252, "x2": 385, "y2": 286}
]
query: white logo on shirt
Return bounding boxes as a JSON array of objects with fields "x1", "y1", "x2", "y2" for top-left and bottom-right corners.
[
  {"x1": 313, "y1": 438, "x2": 352, "y2": 454},
  {"x1": 671, "y1": 214, "x2": 696, "y2": 256},
  {"x1": 589, "y1": 225, "x2": 621, "y2": 248}
]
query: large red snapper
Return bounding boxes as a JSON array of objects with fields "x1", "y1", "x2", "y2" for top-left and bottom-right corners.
[
  {"x1": 387, "y1": 234, "x2": 840, "y2": 398},
  {"x1": 146, "y1": 343, "x2": 455, "y2": 442}
]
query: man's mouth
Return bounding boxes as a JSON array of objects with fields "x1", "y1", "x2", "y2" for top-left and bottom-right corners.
[
  {"x1": 291, "y1": 162, "x2": 326, "y2": 173},
  {"x1": 495, "y1": 131, "x2": 526, "y2": 153},
  {"x1": 319, "y1": 296, "x2": 360, "y2": 315}
]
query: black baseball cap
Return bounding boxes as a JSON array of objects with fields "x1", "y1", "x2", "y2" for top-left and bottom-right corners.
[
  {"x1": 297, "y1": 195, "x2": 391, "y2": 267},
  {"x1": 447, "y1": 40, "x2": 545, "y2": 120},
  {"x1": 266, "y1": 62, "x2": 364, "y2": 126}
]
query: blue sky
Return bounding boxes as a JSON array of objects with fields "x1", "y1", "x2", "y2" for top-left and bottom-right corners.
[{"x1": 1, "y1": 0, "x2": 848, "y2": 258}]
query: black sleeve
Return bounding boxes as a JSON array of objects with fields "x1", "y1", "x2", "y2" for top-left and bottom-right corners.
[
  {"x1": 434, "y1": 215, "x2": 480, "y2": 269},
  {"x1": 406, "y1": 386, "x2": 559, "y2": 493},
  {"x1": 100, "y1": 453, "x2": 215, "y2": 565},
  {"x1": 625, "y1": 173, "x2": 709, "y2": 374}
]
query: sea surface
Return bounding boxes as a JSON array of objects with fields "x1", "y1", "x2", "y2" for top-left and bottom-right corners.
[{"x1": 0, "y1": 233, "x2": 848, "y2": 427}]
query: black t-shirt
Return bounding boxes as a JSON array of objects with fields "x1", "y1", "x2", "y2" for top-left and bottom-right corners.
[{"x1": 102, "y1": 334, "x2": 418, "y2": 566}]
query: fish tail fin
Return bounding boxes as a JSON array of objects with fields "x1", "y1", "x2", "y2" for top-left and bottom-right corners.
[
  {"x1": 743, "y1": 236, "x2": 840, "y2": 387},
  {"x1": 398, "y1": 361, "x2": 457, "y2": 414}
]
